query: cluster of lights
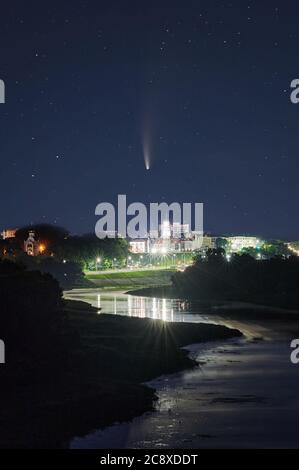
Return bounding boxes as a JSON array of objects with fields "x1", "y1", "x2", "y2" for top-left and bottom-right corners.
[
  {"x1": 288, "y1": 244, "x2": 299, "y2": 256},
  {"x1": 151, "y1": 247, "x2": 168, "y2": 255}
]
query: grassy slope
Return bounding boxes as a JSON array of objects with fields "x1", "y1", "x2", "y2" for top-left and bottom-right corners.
[
  {"x1": 86, "y1": 269, "x2": 175, "y2": 280},
  {"x1": 86, "y1": 269, "x2": 175, "y2": 290}
]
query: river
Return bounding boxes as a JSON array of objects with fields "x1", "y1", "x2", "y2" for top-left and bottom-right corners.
[{"x1": 64, "y1": 288, "x2": 299, "y2": 449}]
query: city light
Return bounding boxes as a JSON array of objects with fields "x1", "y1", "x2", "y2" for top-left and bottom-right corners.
[
  {"x1": 288, "y1": 244, "x2": 299, "y2": 256},
  {"x1": 95, "y1": 257, "x2": 101, "y2": 271},
  {"x1": 38, "y1": 244, "x2": 46, "y2": 254}
]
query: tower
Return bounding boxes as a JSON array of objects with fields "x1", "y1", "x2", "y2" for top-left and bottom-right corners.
[{"x1": 24, "y1": 230, "x2": 38, "y2": 256}]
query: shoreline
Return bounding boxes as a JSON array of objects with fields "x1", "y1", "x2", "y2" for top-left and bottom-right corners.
[
  {"x1": 127, "y1": 285, "x2": 299, "y2": 318},
  {"x1": 0, "y1": 297, "x2": 242, "y2": 448}
]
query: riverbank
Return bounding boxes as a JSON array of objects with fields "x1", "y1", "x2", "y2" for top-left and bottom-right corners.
[
  {"x1": 65, "y1": 289, "x2": 299, "y2": 449},
  {"x1": 75, "y1": 335, "x2": 299, "y2": 449},
  {"x1": 128, "y1": 285, "x2": 299, "y2": 319},
  {"x1": 0, "y1": 299, "x2": 241, "y2": 448},
  {"x1": 86, "y1": 268, "x2": 174, "y2": 290}
]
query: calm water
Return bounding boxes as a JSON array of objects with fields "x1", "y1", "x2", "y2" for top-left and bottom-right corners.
[{"x1": 64, "y1": 289, "x2": 299, "y2": 449}]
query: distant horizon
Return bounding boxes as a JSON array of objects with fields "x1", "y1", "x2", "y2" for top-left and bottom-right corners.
[{"x1": 1, "y1": 220, "x2": 296, "y2": 242}]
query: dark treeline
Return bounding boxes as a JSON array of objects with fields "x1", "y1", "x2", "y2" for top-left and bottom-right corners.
[
  {"x1": 0, "y1": 258, "x2": 241, "y2": 447},
  {"x1": 21, "y1": 257, "x2": 85, "y2": 289},
  {"x1": 1, "y1": 224, "x2": 129, "y2": 268},
  {"x1": 172, "y1": 249, "x2": 299, "y2": 308},
  {"x1": 0, "y1": 224, "x2": 129, "y2": 287},
  {"x1": 0, "y1": 260, "x2": 75, "y2": 373}
]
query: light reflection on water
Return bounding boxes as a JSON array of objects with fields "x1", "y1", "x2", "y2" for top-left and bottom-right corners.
[
  {"x1": 69, "y1": 333, "x2": 299, "y2": 449},
  {"x1": 64, "y1": 289, "x2": 268, "y2": 339},
  {"x1": 64, "y1": 288, "x2": 299, "y2": 449},
  {"x1": 65, "y1": 289, "x2": 206, "y2": 322}
]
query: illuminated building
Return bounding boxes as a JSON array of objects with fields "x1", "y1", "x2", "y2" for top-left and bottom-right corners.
[
  {"x1": 161, "y1": 221, "x2": 171, "y2": 239},
  {"x1": 129, "y1": 239, "x2": 149, "y2": 254},
  {"x1": 172, "y1": 223, "x2": 191, "y2": 239},
  {"x1": 150, "y1": 222, "x2": 191, "y2": 240},
  {"x1": 129, "y1": 231, "x2": 263, "y2": 256},
  {"x1": 24, "y1": 231, "x2": 39, "y2": 256},
  {"x1": 24, "y1": 231, "x2": 46, "y2": 256},
  {"x1": 227, "y1": 236, "x2": 261, "y2": 252},
  {"x1": 192, "y1": 234, "x2": 216, "y2": 251},
  {"x1": 1, "y1": 228, "x2": 17, "y2": 239},
  {"x1": 129, "y1": 226, "x2": 218, "y2": 255}
]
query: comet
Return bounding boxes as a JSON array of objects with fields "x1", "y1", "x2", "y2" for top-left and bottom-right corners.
[
  {"x1": 142, "y1": 131, "x2": 151, "y2": 170},
  {"x1": 144, "y1": 150, "x2": 150, "y2": 170},
  {"x1": 142, "y1": 111, "x2": 153, "y2": 170}
]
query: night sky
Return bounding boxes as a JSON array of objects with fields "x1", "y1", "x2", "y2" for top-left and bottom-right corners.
[{"x1": 0, "y1": 1, "x2": 298, "y2": 239}]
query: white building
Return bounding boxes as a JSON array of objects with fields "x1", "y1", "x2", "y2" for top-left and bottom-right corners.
[
  {"x1": 192, "y1": 234, "x2": 217, "y2": 251},
  {"x1": 24, "y1": 231, "x2": 39, "y2": 256},
  {"x1": 129, "y1": 239, "x2": 149, "y2": 254},
  {"x1": 172, "y1": 223, "x2": 191, "y2": 239},
  {"x1": 151, "y1": 222, "x2": 191, "y2": 240},
  {"x1": 227, "y1": 236, "x2": 261, "y2": 253},
  {"x1": 1, "y1": 228, "x2": 17, "y2": 239},
  {"x1": 161, "y1": 221, "x2": 171, "y2": 239}
]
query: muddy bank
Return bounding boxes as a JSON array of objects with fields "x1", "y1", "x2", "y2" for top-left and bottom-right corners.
[{"x1": 0, "y1": 300, "x2": 241, "y2": 448}]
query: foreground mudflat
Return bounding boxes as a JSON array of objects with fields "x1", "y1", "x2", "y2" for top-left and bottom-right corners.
[{"x1": 0, "y1": 300, "x2": 241, "y2": 448}]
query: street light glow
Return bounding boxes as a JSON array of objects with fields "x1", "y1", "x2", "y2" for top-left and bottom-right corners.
[{"x1": 38, "y1": 244, "x2": 46, "y2": 254}]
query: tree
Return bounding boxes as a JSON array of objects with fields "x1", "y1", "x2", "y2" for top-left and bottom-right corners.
[
  {"x1": 216, "y1": 237, "x2": 228, "y2": 250},
  {"x1": 0, "y1": 260, "x2": 68, "y2": 366}
]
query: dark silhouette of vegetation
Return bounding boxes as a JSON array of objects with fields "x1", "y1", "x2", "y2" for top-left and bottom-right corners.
[
  {"x1": 15, "y1": 224, "x2": 69, "y2": 246},
  {"x1": 13, "y1": 224, "x2": 129, "y2": 269},
  {"x1": 0, "y1": 261, "x2": 74, "y2": 375},
  {"x1": 0, "y1": 225, "x2": 130, "y2": 288},
  {"x1": 241, "y1": 240, "x2": 289, "y2": 259},
  {"x1": 172, "y1": 249, "x2": 299, "y2": 308},
  {"x1": 20, "y1": 257, "x2": 86, "y2": 289},
  {"x1": 53, "y1": 233, "x2": 129, "y2": 268},
  {"x1": 216, "y1": 237, "x2": 228, "y2": 250},
  {"x1": 0, "y1": 259, "x2": 241, "y2": 448}
]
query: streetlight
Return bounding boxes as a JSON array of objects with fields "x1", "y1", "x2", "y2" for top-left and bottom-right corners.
[
  {"x1": 38, "y1": 244, "x2": 46, "y2": 254},
  {"x1": 96, "y1": 257, "x2": 101, "y2": 271}
]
